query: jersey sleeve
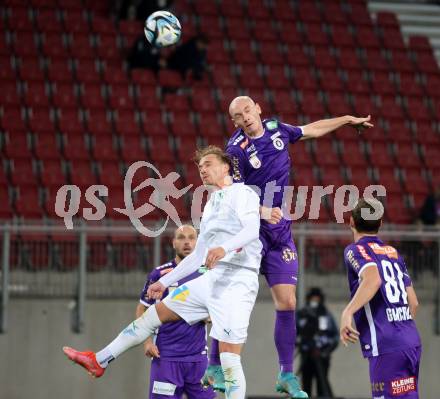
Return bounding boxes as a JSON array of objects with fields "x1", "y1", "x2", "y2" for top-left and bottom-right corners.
[
  {"x1": 344, "y1": 244, "x2": 377, "y2": 277},
  {"x1": 399, "y1": 256, "x2": 413, "y2": 287},
  {"x1": 281, "y1": 122, "x2": 304, "y2": 144},
  {"x1": 139, "y1": 269, "x2": 160, "y2": 307},
  {"x1": 226, "y1": 145, "x2": 246, "y2": 183},
  {"x1": 234, "y1": 185, "x2": 261, "y2": 224}
]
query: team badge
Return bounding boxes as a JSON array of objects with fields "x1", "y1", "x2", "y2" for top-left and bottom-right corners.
[
  {"x1": 282, "y1": 248, "x2": 296, "y2": 262},
  {"x1": 273, "y1": 137, "x2": 284, "y2": 150},
  {"x1": 249, "y1": 153, "x2": 261, "y2": 169},
  {"x1": 266, "y1": 120, "x2": 278, "y2": 130}
]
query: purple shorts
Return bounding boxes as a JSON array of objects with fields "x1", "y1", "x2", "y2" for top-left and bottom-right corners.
[
  {"x1": 149, "y1": 358, "x2": 215, "y2": 399},
  {"x1": 260, "y1": 232, "x2": 299, "y2": 287},
  {"x1": 369, "y1": 346, "x2": 421, "y2": 399}
]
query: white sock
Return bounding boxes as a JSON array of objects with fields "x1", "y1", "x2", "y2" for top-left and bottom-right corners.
[
  {"x1": 220, "y1": 352, "x2": 246, "y2": 399},
  {"x1": 96, "y1": 305, "x2": 162, "y2": 367}
]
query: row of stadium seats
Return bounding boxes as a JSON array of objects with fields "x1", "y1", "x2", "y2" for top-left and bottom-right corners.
[{"x1": 1, "y1": 0, "x2": 439, "y2": 224}]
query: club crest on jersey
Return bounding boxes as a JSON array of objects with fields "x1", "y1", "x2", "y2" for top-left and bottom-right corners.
[
  {"x1": 282, "y1": 248, "x2": 296, "y2": 262},
  {"x1": 249, "y1": 153, "x2": 261, "y2": 169},
  {"x1": 272, "y1": 137, "x2": 284, "y2": 150}
]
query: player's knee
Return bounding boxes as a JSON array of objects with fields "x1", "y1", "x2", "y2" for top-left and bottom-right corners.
[{"x1": 275, "y1": 295, "x2": 296, "y2": 311}]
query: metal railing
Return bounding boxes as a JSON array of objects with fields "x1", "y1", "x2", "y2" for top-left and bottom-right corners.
[{"x1": 1, "y1": 221, "x2": 439, "y2": 334}]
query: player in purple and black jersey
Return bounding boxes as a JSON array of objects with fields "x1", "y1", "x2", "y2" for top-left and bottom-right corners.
[
  {"x1": 136, "y1": 225, "x2": 215, "y2": 399},
  {"x1": 205, "y1": 95, "x2": 373, "y2": 398},
  {"x1": 341, "y1": 198, "x2": 421, "y2": 399}
]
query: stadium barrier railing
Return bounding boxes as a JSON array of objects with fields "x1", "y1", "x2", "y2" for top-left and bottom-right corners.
[{"x1": 0, "y1": 221, "x2": 439, "y2": 334}]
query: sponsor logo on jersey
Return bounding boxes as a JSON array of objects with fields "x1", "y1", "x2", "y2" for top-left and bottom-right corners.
[
  {"x1": 272, "y1": 137, "x2": 284, "y2": 150},
  {"x1": 368, "y1": 243, "x2": 398, "y2": 259},
  {"x1": 390, "y1": 376, "x2": 416, "y2": 395},
  {"x1": 231, "y1": 157, "x2": 242, "y2": 181},
  {"x1": 266, "y1": 120, "x2": 278, "y2": 130},
  {"x1": 246, "y1": 144, "x2": 256, "y2": 153},
  {"x1": 282, "y1": 248, "x2": 297, "y2": 262},
  {"x1": 249, "y1": 153, "x2": 261, "y2": 169},
  {"x1": 239, "y1": 138, "x2": 249, "y2": 149},
  {"x1": 346, "y1": 249, "x2": 360, "y2": 270},
  {"x1": 357, "y1": 245, "x2": 372, "y2": 260},
  {"x1": 159, "y1": 267, "x2": 174, "y2": 275},
  {"x1": 233, "y1": 135, "x2": 244, "y2": 146},
  {"x1": 371, "y1": 381, "x2": 385, "y2": 392},
  {"x1": 171, "y1": 284, "x2": 189, "y2": 302},
  {"x1": 152, "y1": 381, "x2": 177, "y2": 395}
]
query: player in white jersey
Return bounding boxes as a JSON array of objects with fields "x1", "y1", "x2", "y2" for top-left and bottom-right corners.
[{"x1": 63, "y1": 146, "x2": 263, "y2": 399}]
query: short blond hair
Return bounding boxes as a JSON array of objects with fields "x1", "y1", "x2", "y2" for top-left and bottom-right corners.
[{"x1": 193, "y1": 145, "x2": 232, "y2": 170}]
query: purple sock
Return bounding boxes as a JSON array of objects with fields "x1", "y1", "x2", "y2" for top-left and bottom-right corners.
[
  {"x1": 209, "y1": 338, "x2": 221, "y2": 366},
  {"x1": 274, "y1": 310, "x2": 296, "y2": 373}
]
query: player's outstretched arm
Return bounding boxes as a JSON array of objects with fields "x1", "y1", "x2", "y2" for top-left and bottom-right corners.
[
  {"x1": 301, "y1": 115, "x2": 374, "y2": 140},
  {"x1": 406, "y1": 285, "x2": 419, "y2": 318},
  {"x1": 156, "y1": 237, "x2": 207, "y2": 290},
  {"x1": 340, "y1": 266, "x2": 381, "y2": 346}
]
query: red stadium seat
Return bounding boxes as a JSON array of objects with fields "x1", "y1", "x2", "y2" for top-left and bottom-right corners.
[
  {"x1": 47, "y1": 60, "x2": 74, "y2": 83},
  {"x1": 97, "y1": 161, "x2": 123, "y2": 188},
  {"x1": 63, "y1": 135, "x2": 90, "y2": 160},
  {"x1": 10, "y1": 159, "x2": 38, "y2": 186},
  {"x1": 92, "y1": 136, "x2": 119, "y2": 161},
  {"x1": 74, "y1": 61, "x2": 101, "y2": 83},
  {"x1": 237, "y1": 64, "x2": 263, "y2": 89},
  {"x1": 258, "y1": 41, "x2": 284, "y2": 65},
  {"x1": 120, "y1": 136, "x2": 147, "y2": 162},
  {"x1": 52, "y1": 83, "x2": 77, "y2": 108},
  {"x1": 40, "y1": 159, "x2": 66, "y2": 187},
  {"x1": 164, "y1": 93, "x2": 190, "y2": 112},
  {"x1": 253, "y1": 26, "x2": 278, "y2": 45},
  {"x1": 108, "y1": 84, "x2": 134, "y2": 110},
  {"x1": 231, "y1": 40, "x2": 258, "y2": 64},
  {"x1": 225, "y1": 18, "x2": 251, "y2": 40},
  {"x1": 304, "y1": 23, "x2": 330, "y2": 46},
  {"x1": 158, "y1": 70, "x2": 184, "y2": 88},
  {"x1": 313, "y1": 47, "x2": 338, "y2": 69},
  {"x1": 80, "y1": 83, "x2": 106, "y2": 110},
  {"x1": 319, "y1": 68, "x2": 344, "y2": 92},
  {"x1": 34, "y1": 134, "x2": 61, "y2": 160},
  {"x1": 376, "y1": 169, "x2": 402, "y2": 194},
  {"x1": 293, "y1": 67, "x2": 319, "y2": 91},
  {"x1": 355, "y1": 27, "x2": 381, "y2": 48},
  {"x1": 41, "y1": 33, "x2": 69, "y2": 59},
  {"x1": 405, "y1": 98, "x2": 431, "y2": 122},
  {"x1": 147, "y1": 136, "x2": 174, "y2": 162},
  {"x1": 3, "y1": 132, "x2": 32, "y2": 159},
  {"x1": 381, "y1": 27, "x2": 406, "y2": 51},
  {"x1": 69, "y1": 161, "x2": 98, "y2": 190},
  {"x1": 86, "y1": 109, "x2": 112, "y2": 136},
  {"x1": 170, "y1": 111, "x2": 196, "y2": 137},
  {"x1": 199, "y1": 16, "x2": 224, "y2": 39},
  {"x1": 264, "y1": 65, "x2": 290, "y2": 90}
]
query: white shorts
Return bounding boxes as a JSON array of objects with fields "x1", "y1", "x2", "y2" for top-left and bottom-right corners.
[{"x1": 162, "y1": 264, "x2": 259, "y2": 344}]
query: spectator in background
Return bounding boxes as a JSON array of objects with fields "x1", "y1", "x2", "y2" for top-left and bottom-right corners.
[
  {"x1": 419, "y1": 185, "x2": 440, "y2": 225},
  {"x1": 167, "y1": 34, "x2": 209, "y2": 80},
  {"x1": 297, "y1": 287, "x2": 338, "y2": 398},
  {"x1": 127, "y1": 34, "x2": 167, "y2": 72},
  {"x1": 136, "y1": 0, "x2": 174, "y2": 21}
]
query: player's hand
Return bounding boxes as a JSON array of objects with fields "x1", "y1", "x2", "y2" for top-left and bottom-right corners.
[
  {"x1": 205, "y1": 247, "x2": 226, "y2": 269},
  {"x1": 347, "y1": 115, "x2": 374, "y2": 134},
  {"x1": 260, "y1": 206, "x2": 283, "y2": 224},
  {"x1": 340, "y1": 310, "x2": 360, "y2": 346},
  {"x1": 147, "y1": 281, "x2": 166, "y2": 300},
  {"x1": 144, "y1": 340, "x2": 160, "y2": 358}
]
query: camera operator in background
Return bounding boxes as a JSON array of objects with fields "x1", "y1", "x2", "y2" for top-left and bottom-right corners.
[{"x1": 297, "y1": 288, "x2": 338, "y2": 398}]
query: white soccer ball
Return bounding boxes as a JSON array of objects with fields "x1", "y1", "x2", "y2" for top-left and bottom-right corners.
[{"x1": 144, "y1": 11, "x2": 181, "y2": 48}]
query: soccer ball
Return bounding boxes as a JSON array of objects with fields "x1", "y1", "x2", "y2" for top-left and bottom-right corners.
[{"x1": 144, "y1": 11, "x2": 181, "y2": 48}]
